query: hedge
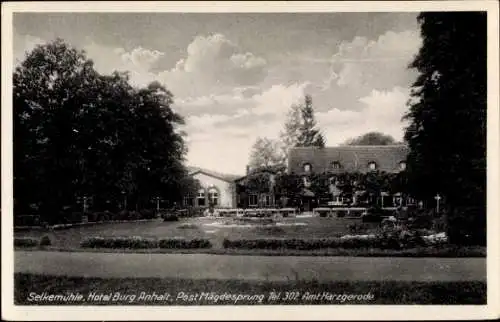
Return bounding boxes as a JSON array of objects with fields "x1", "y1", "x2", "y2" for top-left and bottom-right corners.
[
  {"x1": 163, "y1": 214, "x2": 179, "y2": 222},
  {"x1": 223, "y1": 237, "x2": 375, "y2": 250},
  {"x1": 222, "y1": 233, "x2": 430, "y2": 250},
  {"x1": 14, "y1": 237, "x2": 40, "y2": 247},
  {"x1": 80, "y1": 236, "x2": 159, "y2": 249},
  {"x1": 158, "y1": 238, "x2": 212, "y2": 249},
  {"x1": 80, "y1": 236, "x2": 212, "y2": 249}
]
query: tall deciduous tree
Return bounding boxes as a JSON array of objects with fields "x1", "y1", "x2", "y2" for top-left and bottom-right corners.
[
  {"x1": 14, "y1": 39, "x2": 191, "y2": 222},
  {"x1": 404, "y1": 12, "x2": 486, "y2": 245},
  {"x1": 248, "y1": 137, "x2": 283, "y2": 171},
  {"x1": 343, "y1": 132, "x2": 397, "y2": 146}
]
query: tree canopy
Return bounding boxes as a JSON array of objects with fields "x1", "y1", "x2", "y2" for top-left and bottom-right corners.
[
  {"x1": 14, "y1": 39, "x2": 196, "y2": 222},
  {"x1": 278, "y1": 94, "x2": 326, "y2": 166},
  {"x1": 296, "y1": 95, "x2": 326, "y2": 148},
  {"x1": 343, "y1": 132, "x2": 398, "y2": 146},
  {"x1": 404, "y1": 12, "x2": 486, "y2": 245},
  {"x1": 248, "y1": 137, "x2": 284, "y2": 171}
]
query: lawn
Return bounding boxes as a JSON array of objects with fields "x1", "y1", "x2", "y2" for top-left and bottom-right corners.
[
  {"x1": 14, "y1": 273, "x2": 486, "y2": 305},
  {"x1": 14, "y1": 216, "x2": 381, "y2": 250}
]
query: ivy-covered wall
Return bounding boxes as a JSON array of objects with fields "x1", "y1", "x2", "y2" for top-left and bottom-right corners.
[{"x1": 236, "y1": 169, "x2": 411, "y2": 208}]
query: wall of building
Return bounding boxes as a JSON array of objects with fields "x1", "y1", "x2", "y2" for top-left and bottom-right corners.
[{"x1": 191, "y1": 172, "x2": 235, "y2": 208}]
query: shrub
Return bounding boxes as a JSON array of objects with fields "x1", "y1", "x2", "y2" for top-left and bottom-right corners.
[
  {"x1": 222, "y1": 231, "x2": 430, "y2": 251},
  {"x1": 177, "y1": 223, "x2": 200, "y2": 230},
  {"x1": 432, "y1": 216, "x2": 447, "y2": 232},
  {"x1": 140, "y1": 209, "x2": 156, "y2": 219},
  {"x1": 447, "y1": 206, "x2": 486, "y2": 246},
  {"x1": 128, "y1": 211, "x2": 141, "y2": 221},
  {"x1": 14, "y1": 215, "x2": 41, "y2": 226},
  {"x1": 158, "y1": 238, "x2": 212, "y2": 249},
  {"x1": 80, "y1": 236, "x2": 159, "y2": 249},
  {"x1": 39, "y1": 235, "x2": 52, "y2": 246},
  {"x1": 336, "y1": 210, "x2": 347, "y2": 218},
  {"x1": 163, "y1": 214, "x2": 179, "y2": 222},
  {"x1": 362, "y1": 214, "x2": 382, "y2": 223},
  {"x1": 222, "y1": 237, "x2": 363, "y2": 250},
  {"x1": 375, "y1": 227, "x2": 426, "y2": 249},
  {"x1": 254, "y1": 225, "x2": 285, "y2": 234},
  {"x1": 14, "y1": 237, "x2": 39, "y2": 247}
]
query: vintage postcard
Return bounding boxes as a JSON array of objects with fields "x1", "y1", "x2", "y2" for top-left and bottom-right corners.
[{"x1": 2, "y1": 1, "x2": 499, "y2": 320}]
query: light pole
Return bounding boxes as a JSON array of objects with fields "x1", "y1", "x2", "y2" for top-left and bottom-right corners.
[
  {"x1": 121, "y1": 191, "x2": 127, "y2": 210},
  {"x1": 434, "y1": 193, "x2": 442, "y2": 213},
  {"x1": 83, "y1": 196, "x2": 88, "y2": 213},
  {"x1": 155, "y1": 196, "x2": 160, "y2": 213}
]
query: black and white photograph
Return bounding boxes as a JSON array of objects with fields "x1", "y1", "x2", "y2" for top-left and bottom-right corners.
[{"x1": 2, "y1": 1, "x2": 499, "y2": 320}]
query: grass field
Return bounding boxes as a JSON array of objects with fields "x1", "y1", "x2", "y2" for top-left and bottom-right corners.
[
  {"x1": 14, "y1": 273, "x2": 486, "y2": 305},
  {"x1": 14, "y1": 216, "x2": 381, "y2": 250}
]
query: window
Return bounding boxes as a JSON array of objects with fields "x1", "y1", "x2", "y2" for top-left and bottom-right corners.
[
  {"x1": 197, "y1": 189, "x2": 206, "y2": 206},
  {"x1": 208, "y1": 188, "x2": 218, "y2": 206},
  {"x1": 399, "y1": 161, "x2": 407, "y2": 171},
  {"x1": 248, "y1": 194, "x2": 258, "y2": 206},
  {"x1": 183, "y1": 196, "x2": 194, "y2": 207},
  {"x1": 261, "y1": 194, "x2": 272, "y2": 206},
  {"x1": 303, "y1": 163, "x2": 312, "y2": 173},
  {"x1": 368, "y1": 162, "x2": 377, "y2": 171},
  {"x1": 332, "y1": 161, "x2": 342, "y2": 170}
]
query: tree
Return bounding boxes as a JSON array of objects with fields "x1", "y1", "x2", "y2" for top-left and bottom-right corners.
[
  {"x1": 279, "y1": 95, "x2": 326, "y2": 165},
  {"x1": 296, "y1": 95, "x2": 326, "y2": 148},
  {"x1": 343, "y1": 132, "x2": 397, "y2": 146},
  {"x1": 279, "y1": 102, "x2": 302, "y2": 163},
  {"x1": 14, "y1": 39, "x2": 190, "y2": 222},
  {"x1": 248, "y1": 137, "x2": 283, "y2": 171},
  {"x1": 404, "y1": 13, "x2": 486, "y2": 245}
]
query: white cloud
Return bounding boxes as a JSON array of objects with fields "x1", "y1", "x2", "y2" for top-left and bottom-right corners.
[
  {"x1": 317, "y1": 86, "x2": 410, "y2": 145},
  {"x1": 118, "y1": 46, "x2": 164, "y2": 71},
  {"x1": 159, "y1": 33, "x2": 267, "y2": 98},
  {"x1": 251, "y1": 82, "x2": 309, "y2": 116},
  {"x1": 182, "y1": 82, "x2": 310, "y2": 174},
  {"x1": 13, "y1": 33, "x2": 46, "y2": 64},
  {"x1": 323, "y1": 30, "x2": 421, "y2": 91},
  {"x1": 83, "y1": 43, "x2": 162, "y2": 86},
  {"x1": 12, "y1": 29, "x2": 416, "y2": 175}
]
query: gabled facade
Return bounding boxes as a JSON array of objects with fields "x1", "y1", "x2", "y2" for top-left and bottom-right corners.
[
  {"x1": 287, "y1": 145, "x2": 411, "y2": 210},
  {"x1": 184, "y1": 167, "x2": 241, "y2": 208}
]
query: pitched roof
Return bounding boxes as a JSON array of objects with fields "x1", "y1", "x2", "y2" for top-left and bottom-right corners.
[
  {"x1": 288, "y1": 145, "x2": 409, "y2": 174},
  {"x1": 187, "y1": 166, "x2": 242, "y2": 182}
]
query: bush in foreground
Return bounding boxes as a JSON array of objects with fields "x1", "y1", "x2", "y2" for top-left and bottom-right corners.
[
  {"x1": 39, "y1": 235, "x2": 52, "y2": 246},
  {"x1": 14, "y1": 237, "x2": 39, "y2": 247},
  {"x1": 163, "y1": 214, "x2": 179, "y2": 222},
  {"x1": 80, "y1": 236, "x2": 159, "y2": 249},
  {"x1": 158, "y1": 238, "x2": 212, "y2": 249},
  {"x1": 79, "y1": 236, "x2": 212, "y2": 249},
  {"x1": 222, "y1": 230, "x2": 433, "y2": 251}
]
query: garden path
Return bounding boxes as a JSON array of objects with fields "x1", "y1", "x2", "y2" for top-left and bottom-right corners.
[{"x1": 15, "y1": 251, "x2": 486, "y2": 282}]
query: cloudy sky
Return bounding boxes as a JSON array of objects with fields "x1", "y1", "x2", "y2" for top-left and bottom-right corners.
[{"x1": 13, "y1": 12, "x2": 422, "y2": 175}]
